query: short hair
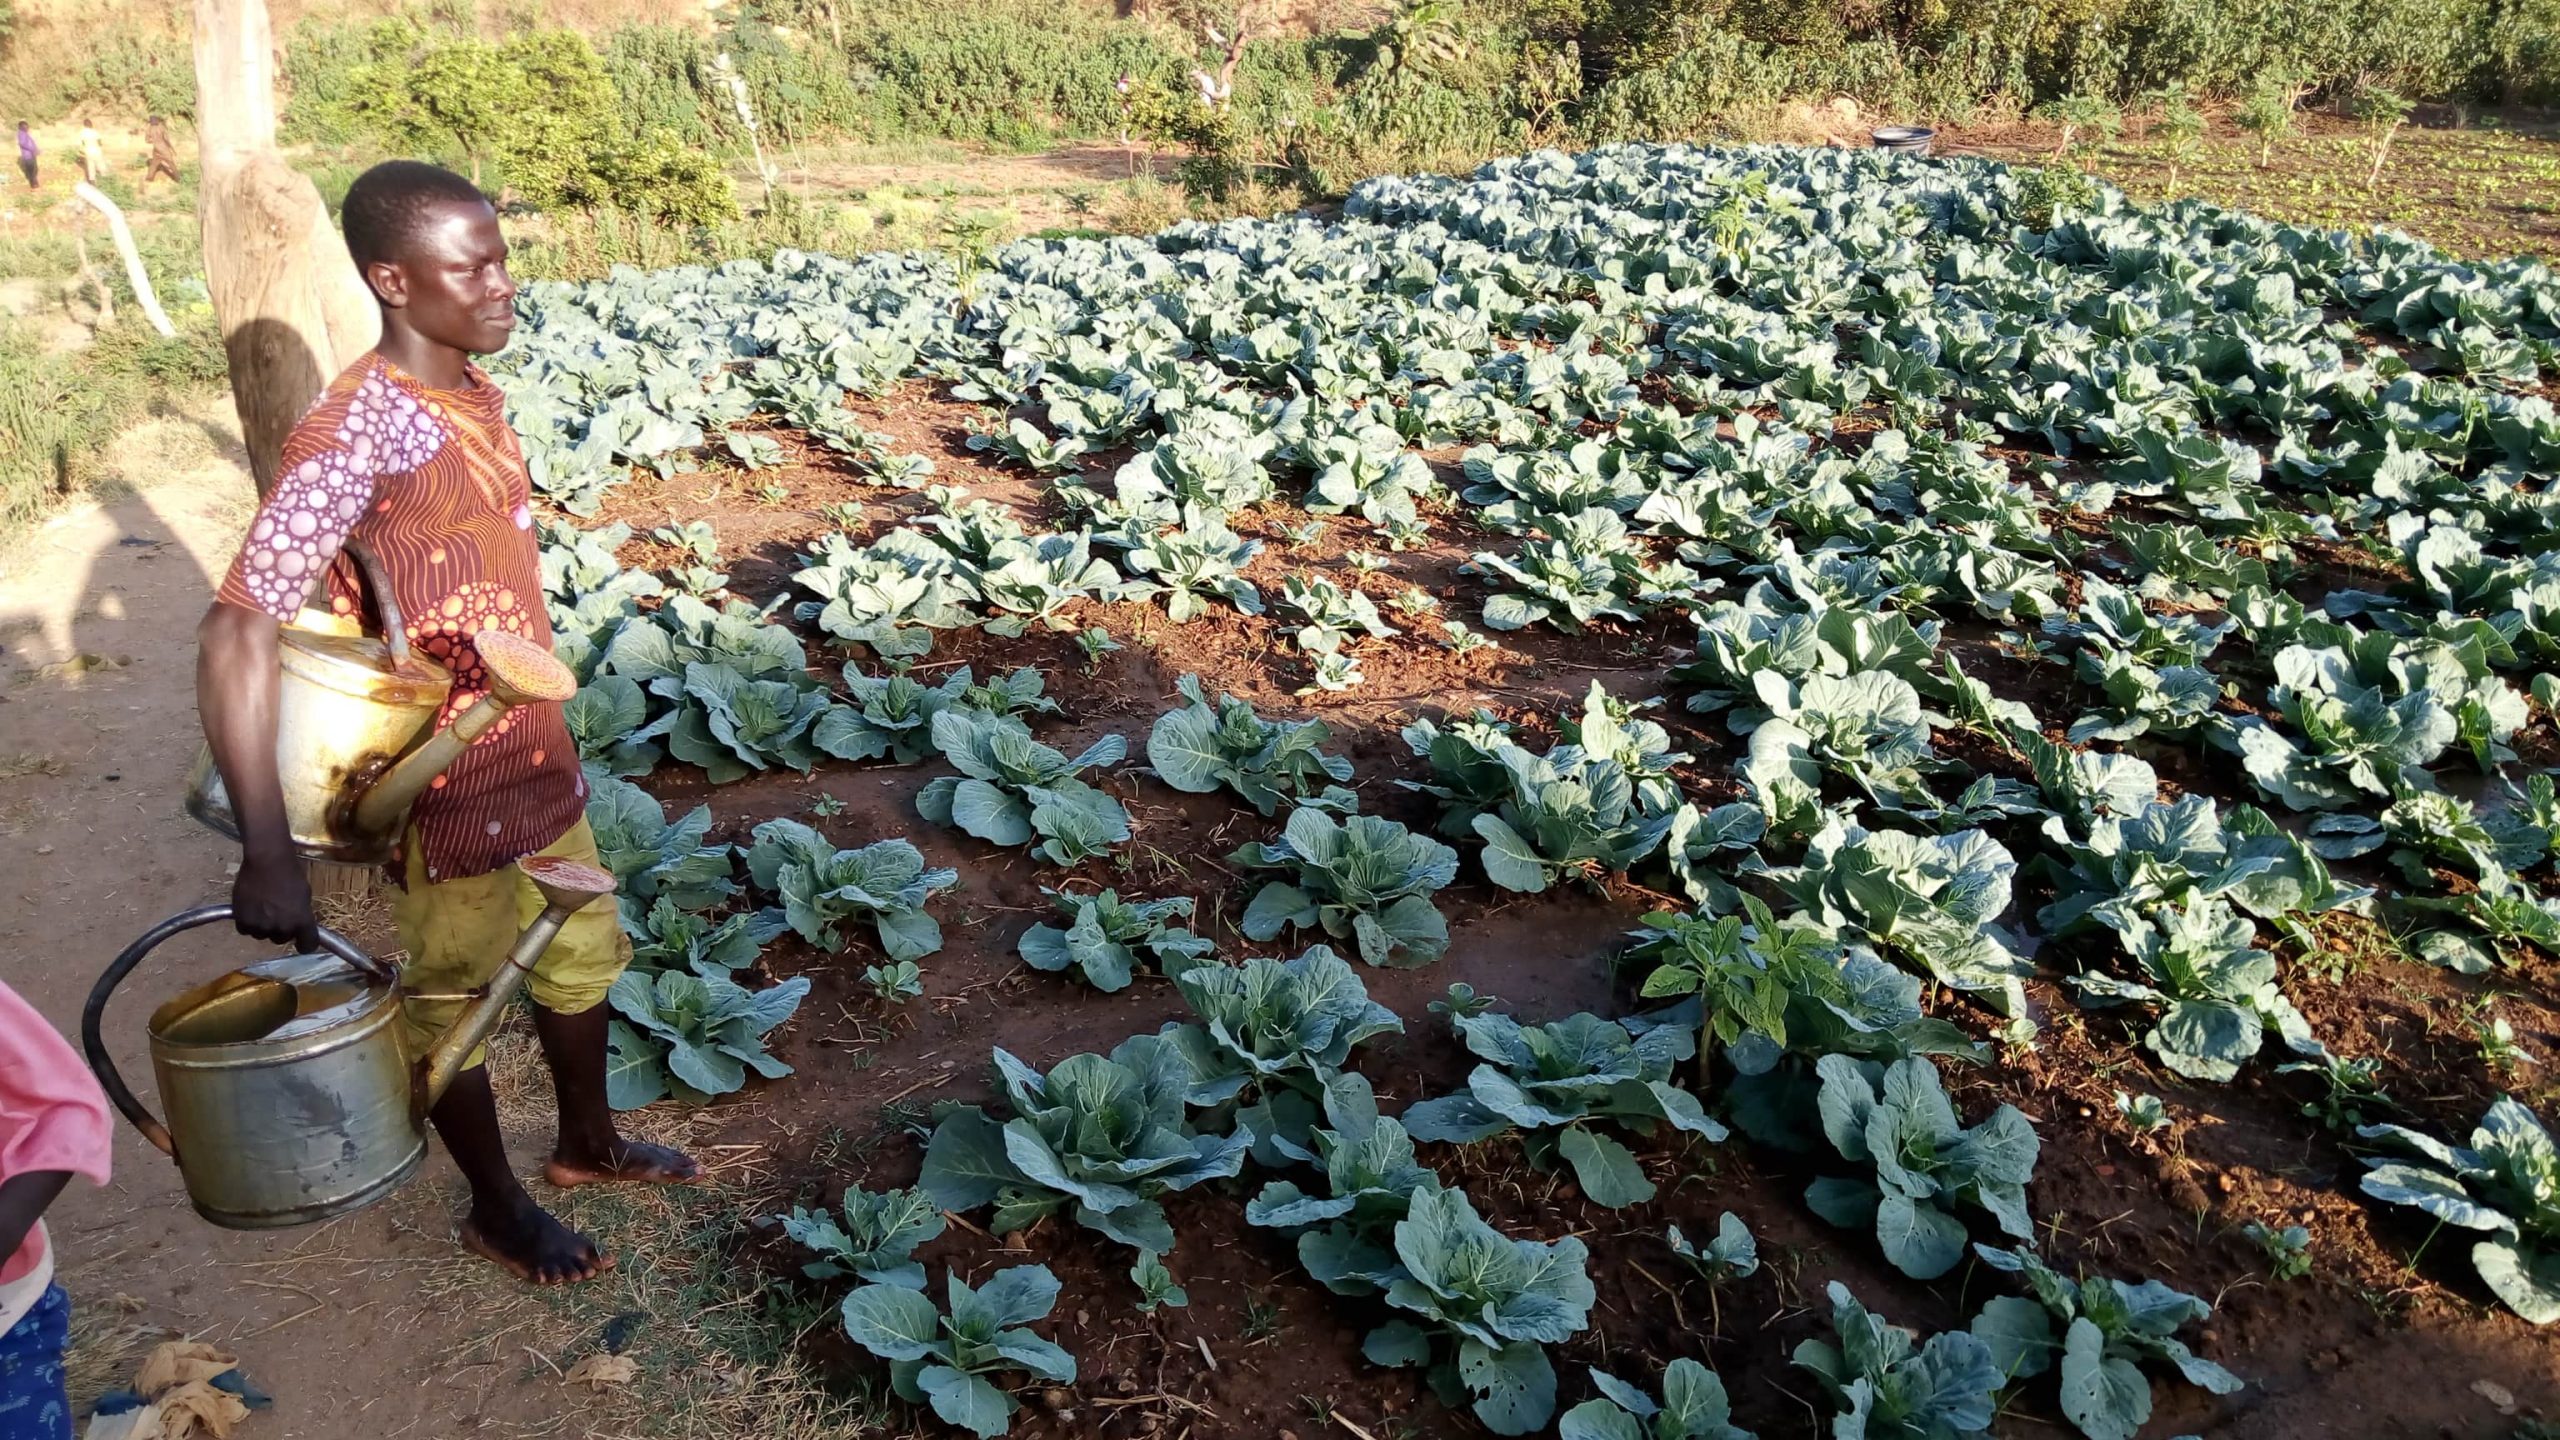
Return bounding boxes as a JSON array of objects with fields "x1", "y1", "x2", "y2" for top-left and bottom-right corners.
[{"x1": 341, "y1": 161, "x2": 489, "y2": 271}]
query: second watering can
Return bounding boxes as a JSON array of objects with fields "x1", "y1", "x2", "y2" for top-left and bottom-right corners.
[
  {"x1": 182, "y1": 540, "x2": 577, "y2": 865},
  {"x1": 81, "y1": 857, "x2": 617, "y2": 1229}
]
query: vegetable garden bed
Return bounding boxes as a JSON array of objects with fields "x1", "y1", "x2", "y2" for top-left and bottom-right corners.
[{"x1": 520, "y1": 143, "x2": 2560, "y2": 1438}]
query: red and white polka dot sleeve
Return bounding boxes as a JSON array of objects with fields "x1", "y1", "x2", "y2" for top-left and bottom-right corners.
[{"x1": 216, "y1": 365, "x2": 447, "y2": 621}]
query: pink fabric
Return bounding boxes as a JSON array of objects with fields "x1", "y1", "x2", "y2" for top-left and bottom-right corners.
[{"x1": 0, "y1": 982, "x2": 111, "y2": 1284}]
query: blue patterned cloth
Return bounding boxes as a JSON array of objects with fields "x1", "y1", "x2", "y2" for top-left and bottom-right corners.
[{"x1": 0, "y1": 1284, "x2": 72, "y2": 1440}]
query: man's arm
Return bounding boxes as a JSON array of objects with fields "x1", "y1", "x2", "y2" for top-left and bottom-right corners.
[
  {"x1": 0, "y1": 1172, "x2": 70, "y2": 1267},
  {"x1": 197, "y1": 601, "x2": 316, "y2": 948}
]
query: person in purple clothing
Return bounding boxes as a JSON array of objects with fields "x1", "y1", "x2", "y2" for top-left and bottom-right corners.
[{"x1": 13, "y1": 124, "x2": 33, "y2": 190}]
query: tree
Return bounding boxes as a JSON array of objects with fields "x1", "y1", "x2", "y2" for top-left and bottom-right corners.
[{"x1": 389, "y1": 38, "x2": 516, "y2": 186}]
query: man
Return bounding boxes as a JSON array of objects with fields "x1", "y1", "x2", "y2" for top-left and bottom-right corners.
[
  {"x1": 13, "y1": 124, "x2": 33, "y2": 190},
  {"x1": 143, "y1": 115, "x2": 179, "y2": 186},
  {"x1": 74, "y1": 120, "x2": 100, "y2": 184},
  {"x1": 196, "y1": 161, "x2": 696, "y2": 1286}
]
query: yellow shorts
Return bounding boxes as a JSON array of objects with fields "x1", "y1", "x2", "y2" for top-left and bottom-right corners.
[{"x1": 390, "y1": 817, "x2": 631, "y2": 1069}]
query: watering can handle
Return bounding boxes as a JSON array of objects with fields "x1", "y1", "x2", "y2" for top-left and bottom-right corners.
[
  {"x1": 81, "y1": 905, "x2": 383, "y2": 1158},
  {"x1": 341, "y1": 540, "x2": 412, "y2": 671}
]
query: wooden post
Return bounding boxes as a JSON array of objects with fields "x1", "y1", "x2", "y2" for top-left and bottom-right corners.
[
  {"x1": 194, "y1": 0, "x2": 378, "y2": 499},
  {"x1": 195, "y1": 0, "x2": 383, "y2": 903}
]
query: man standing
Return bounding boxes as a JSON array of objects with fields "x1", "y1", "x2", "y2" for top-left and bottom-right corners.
[
  {"x1": 195, "y1": 160, "x2": 696, "y2": 1286},
  {"x1": 143, "y1": 115, "x2": 179, "y2": 186},
  {"x1": 13, "y1": 125, "x2": 34, "y2": 190},
  {"x1": 75, "y1": 120, "x2": 101, "y2": 184}
]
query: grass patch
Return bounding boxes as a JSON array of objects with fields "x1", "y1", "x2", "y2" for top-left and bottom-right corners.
[{"x1": 0, "y1": 318, "x2": 143, "y2": 530}]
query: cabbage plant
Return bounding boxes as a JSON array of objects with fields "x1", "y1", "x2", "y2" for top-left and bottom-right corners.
[
  {"x1": 741, "y1": 819, "x2": 959, "y2": 961},
  {"x1": 777, "y1": 1183, "x2": 945, "y2": 1288},
  {"x1": 1163, "y1": 944, "x2": 1403, "y2": 1161},
  {"x1": 1806, "y1": 1055, "x2": 2039, "y2": 1278},
  {"x1": 1401, "y1": 1011, "x2": 1726, "y2": 1207},
  {"x1": 1967, "y1": 1244, "x2": 2243, "y2": 1440},
  {"x1": 1147, "y1": 675, "x2": 1356, "y2": 816},
  {"x1": 1231, "y1": 807, "x2": 1458, "y2": 967},
  {"x1": 1792, "y1": 1281, "x2": 2001, "y2": 1440},
  {"x1": 1558, "y1": 1359, "x2": 1755, "y2": 1440},
  {"x1": 1016, "y1": 888, "x2": 1214, "y2": 991},
  {"x1": 839, "y1": 1264, "x2": 1075, "y2": 1439},
  {"x1": 2357, "y1": 1095, "x2": 2560, "y2": 1324},
  {"x1": 917, "y1": 710, "x2": 1131, "y2": 866},
  {"x1": 918, "y1": 1033, "x2": 1250, "y2": 1253}
]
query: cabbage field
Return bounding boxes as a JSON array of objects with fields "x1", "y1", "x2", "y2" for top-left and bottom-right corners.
[{"x1": 510, "y1": 144, "x2": 2560, "y2": 1438}]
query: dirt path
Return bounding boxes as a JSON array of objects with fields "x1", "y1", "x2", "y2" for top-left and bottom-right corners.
[{"x1": 0, "y1": 401, "x2": 597, "y2": 1438}]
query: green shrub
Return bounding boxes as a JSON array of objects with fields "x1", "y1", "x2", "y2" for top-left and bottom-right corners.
[{"x1": 0, "y1": 321, "x2": 142, "y2": 530}]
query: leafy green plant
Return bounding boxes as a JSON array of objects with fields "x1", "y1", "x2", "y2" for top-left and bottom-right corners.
[
  {"x1": 1401, "y1": 1011, "x2": 1726, "y2": 1208},
  {"x1": 1806, "y1": 1056, "x2": 2039, "y2": 1279},
  {"x1": 625, "y1": 895, "x2": 783, "y2": 981},
  {"x1": 1667, "y1": 1213, "x2": 1759, "y2": 1283},
  {"x1": 2276, "y1": 1050, "x2": 2395, "y2": 1132},
  {"x1": 1231, "y1": 808, "x2": 1458, "y2": 968},
  {"x1": 2357, "y1": 1095, "x2": 2560, "y2": 1323},
  {"x1": 1016, "y1": 888, "x2": 1215, "y2": 992},
  {"x1": 1164, "y1": 944, "x2": 1404, "y2": 1163},
  {"x1": 584, "y1": 775, "x2": 736, "y2": 921},
  {"x1": 1147, "y1": 675, "x2": 1356, "y2": 816},
  {"x1": 2071, "y1": 897, "x2": 2318, "y2": 1082},
  {"x1": 1130, "y1": 1250, "x2": 1189, "y2": 1312},
  {"x1": 865, "y1": 960, "x2": 924, "y2": 1003},
  {"x1": 777, "y1": 1184, "x2": 944, "y2": 1288},
  {"x1": 819, "y1": 665, "x2": 979, "y2": 764},
  {"x1": 1792, "y1": 1281, "x2": 2001, "y2": 1440},
  {"x1": 974, "y1": 531, "x2": 1136, "y2": 637},
  {"x1": 2115, "y1": 1091, "x2": 2169, "y2": 1133},
  {"x1": 792, "y1": 531, "x2": 980, "y2": 660},
  {"x1": 917, "y1": 709, "x2": 1131, "y2": 866},
  {"x1": 1771, "y1": 820, "x2": 2032, "y2": 1021},
  {"x1": 1402, "y1": 715, "x2": 1676, "y2": 894},
  {"x1": 1246, "y1": 1071, "x2": 1438, "y2": 1242},
  {"x1": 741, "y1": 819, "x2": 959, "y2": 961},
  {"x1": 1559, "y1": 1358, "x2": 1755, "y2": 1440},
  {"x1": 1432, "y1": 982, "x2": 1498, "y2": 1022},
  {"x1": 1469, "y1": 508, "x2": 1650, "y2": 633},
  {"x1": 661, "y1": 660, "x2": 838, "y2": 783},
  {"x1": 1122, "y1": 505, "x2": 1263, "y2": 622},
  {"x1": 1967, "y1": 1244, "x2": 2244, "y2": 1440},
  {"x1": 2242, "y1": 1221, "x2": 2312, "y2": 1281},
  {"x1": 1351, "y1": 1184, "x2": 1596, "y2": 1436},
  {"x1": 605, "y1": 968, "x2": 811, "y2": 1110},
  {"x1": 920, "y1": 1033, "x2": 1250, "y2": 1252},
  {"x1": 839, "y1": 1265, "x2": 1076, "y2": 1439}
]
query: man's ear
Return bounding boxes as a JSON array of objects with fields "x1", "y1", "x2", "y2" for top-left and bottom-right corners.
[{"x1": 363, "y1": 259, "x2": 409, "y2": 310}]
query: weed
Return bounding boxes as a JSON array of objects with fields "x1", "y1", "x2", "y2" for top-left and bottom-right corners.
[
  {"x1": 2243, "y1": 1220, "x2": 2313, "y2": 1281},
  {"x1": 1240, "y1": 1295, "x2": 1284, "y2": 1343}
]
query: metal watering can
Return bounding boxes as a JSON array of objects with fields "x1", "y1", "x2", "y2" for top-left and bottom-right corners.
[
  {"x1": 81, "y1": 856, "x2": 617, "y2": 1229},
  {"x1": 181, "y1": 541, "x2": 579, "y2": 866}
]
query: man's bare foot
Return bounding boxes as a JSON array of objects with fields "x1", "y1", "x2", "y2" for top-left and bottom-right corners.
[
  {"x1": 458, "y1": 1197, "x2": 612, "y2": 1286},
  {"x1": 543, "y1": 1134, "x2": 701, "y2": 1189}
]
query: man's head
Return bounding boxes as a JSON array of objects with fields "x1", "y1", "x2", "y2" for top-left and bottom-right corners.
[{"x1": 341, "y1": 160, "x2": 517, "y2": 356}]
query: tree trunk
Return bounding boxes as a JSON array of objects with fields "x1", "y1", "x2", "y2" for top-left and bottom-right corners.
[
  {"x1": 195, "y1": 0, "x2": 383, "y2": 905},
  {"x1": 194, "y1": 0, "x2": 379, "y2": 499}
]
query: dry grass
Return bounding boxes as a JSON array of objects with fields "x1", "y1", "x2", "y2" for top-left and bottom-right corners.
[{"x1": 64, "y1": 1292, "x2": 175, "y2": 1418}]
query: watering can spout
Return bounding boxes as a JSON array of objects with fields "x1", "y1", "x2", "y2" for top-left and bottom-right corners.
[
  {"x1": 350, "y1": 630, "x2": 578, "y2": 840},
  {"x1": 416, "y1": 856, "x2": 618, "y2": 1111}
]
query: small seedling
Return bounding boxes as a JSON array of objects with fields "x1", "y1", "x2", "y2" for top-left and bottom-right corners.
[
  {"x1": 2275, "y1": 1051, "x2": 2393, "y2": 1131},
  {"x1": 1075, "y1": 626, "x2": 1122, "y2": 673},
  {"x1": 819, "y1": 499, "x2": 867, "y2": 529},
  {"x1": 1240, "y1": 1295, "x2": 1283, "y2": 1343},
  {"x1": 1389, "y1": 585, "x2": 1440, "y2": 617},
  {"x1": 1343, "y1": 549, "x2": 1389, "y2": 576},
  {"x1": 2475, "y1": 1010, "x2": 2538, "y2": 1073},
  {"x1": 1667, "y1": 1212, "x2": 1758, "y2": 1282},
  {"x1": 1439, "y1": 620, "x2": 1489, "y2": 654},
  {"x1": 2243, "y1": 1220, "x2": 2312, "y2": 1281},
  {"x1": 1428, "y1": 981, "x2": 1496, "y2": 1023},
  {"x1": 2114, "y1": 1090, "x2": 2170, "y2": 1133},
  {"x1": 1274, "y1": 518, "x2": 1328, "y2": 547},
  {"x1": 759, "y1": 482, "x2": 793, "y2": 504},
  {"x1": 864, "y1": 961, "x2": 924, "y2": 1004},
  {"x1": 809, "y1": 793, "x2": 847, "y2": 818},
  {"x1": 1130, "y1": 1250, "x2": 1188, "y2": 1313}
]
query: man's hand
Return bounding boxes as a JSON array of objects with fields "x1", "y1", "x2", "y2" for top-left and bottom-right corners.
[{"x1": 233, "y1": 848, "x2": 318, "y2": 950}]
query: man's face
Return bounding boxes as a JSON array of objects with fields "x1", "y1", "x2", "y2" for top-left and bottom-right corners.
[{"x1": 371, "y1": 201, "x2": 518, "y2": 356}]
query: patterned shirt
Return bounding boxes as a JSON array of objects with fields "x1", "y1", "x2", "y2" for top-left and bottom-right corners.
[{"x1": 217, "y1": 352, "x2": 586, "y2": 884}]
